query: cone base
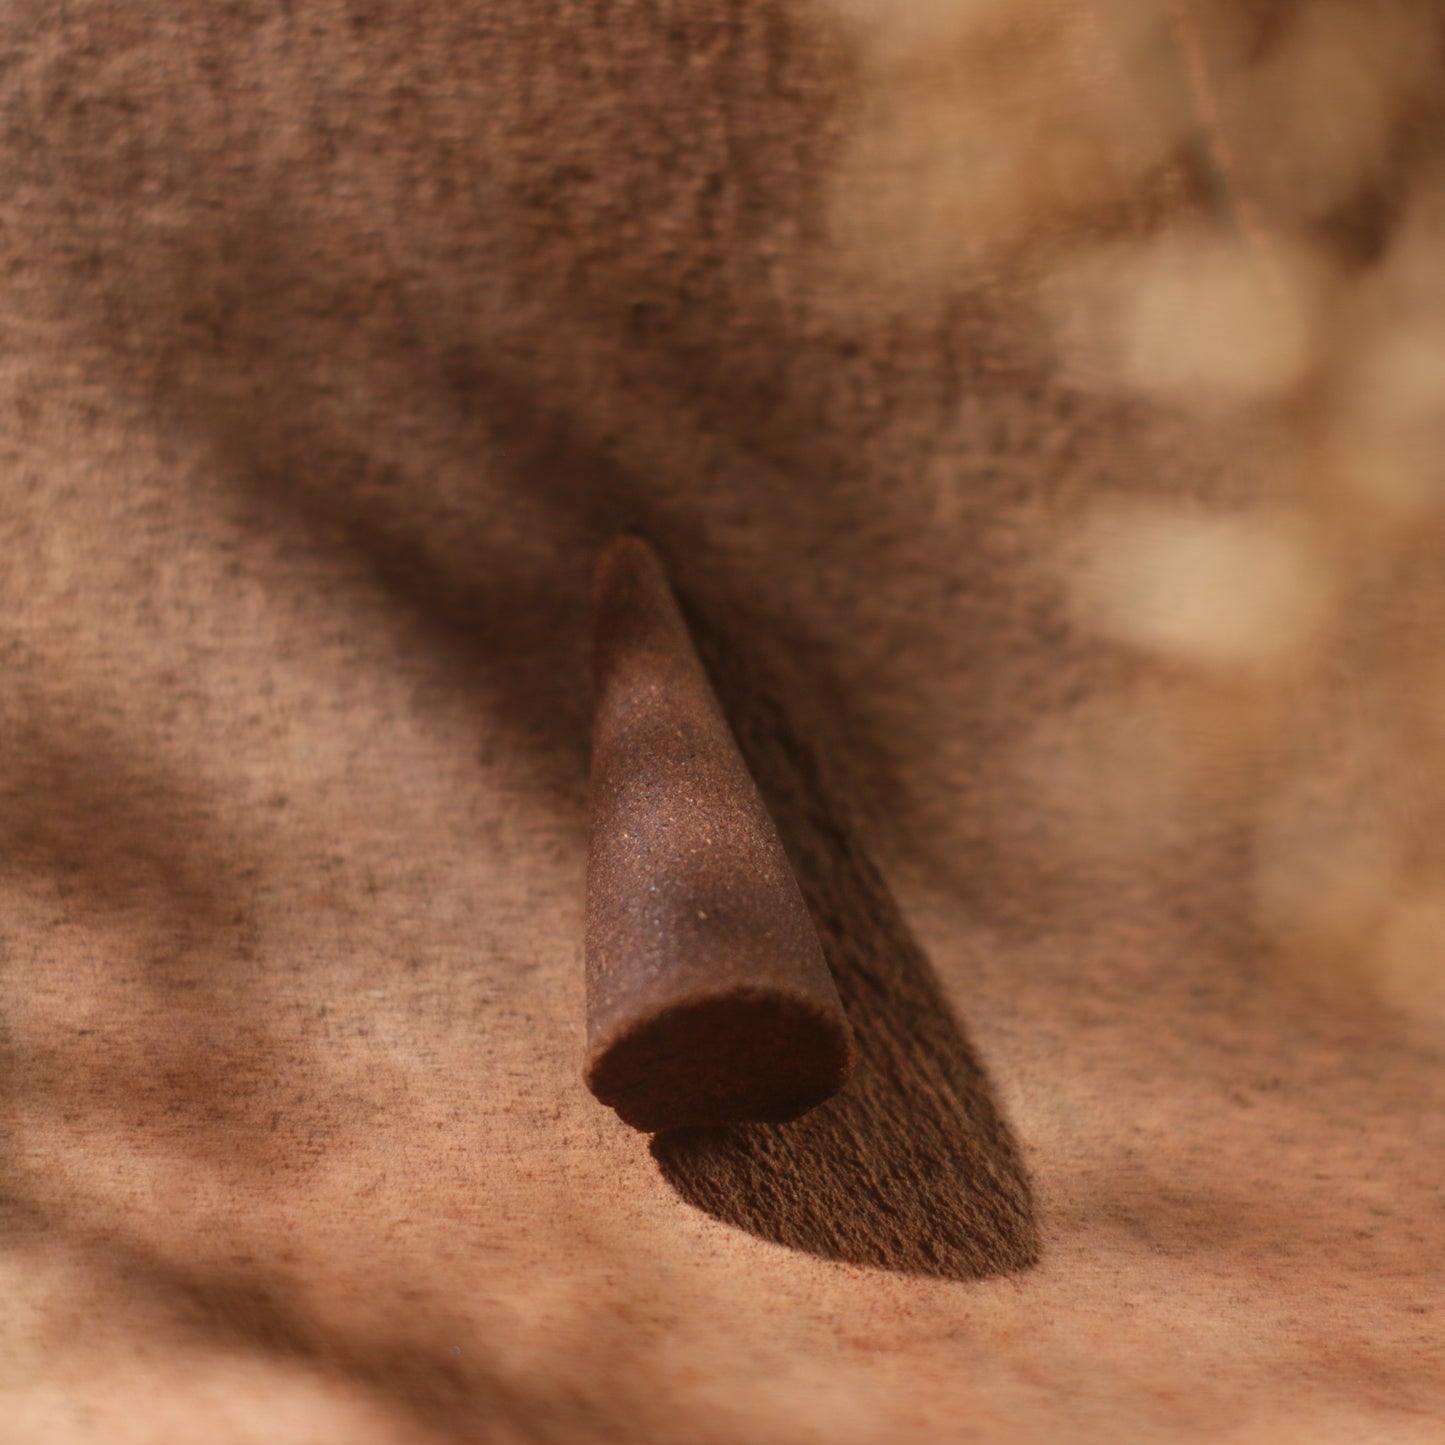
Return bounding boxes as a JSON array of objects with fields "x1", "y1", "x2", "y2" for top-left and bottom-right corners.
[{"x1": 585, "y1": 991, "x2": 853, "y2": 1133}]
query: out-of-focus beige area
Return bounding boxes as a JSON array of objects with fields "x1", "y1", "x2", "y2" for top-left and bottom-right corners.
[
  {"x1": 2, "y1": 1, "x2": 1443, "y2": 1441},
  {"x1": 834, "y1": 0, "x2": 1445, "y2": 1021}
]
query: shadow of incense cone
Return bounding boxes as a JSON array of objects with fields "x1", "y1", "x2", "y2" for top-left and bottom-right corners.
[{"x1": 584, "y1": 536, "x2": 855, "y2": 1132}]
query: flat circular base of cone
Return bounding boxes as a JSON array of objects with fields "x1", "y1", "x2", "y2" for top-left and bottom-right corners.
[{"x1": 585, "y1": 992, "x2": 853, "y2": 1133}]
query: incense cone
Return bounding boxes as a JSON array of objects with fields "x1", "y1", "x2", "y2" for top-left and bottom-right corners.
[{"x1": 584, "y1": 536, "x2": 854, "y2": 1132}]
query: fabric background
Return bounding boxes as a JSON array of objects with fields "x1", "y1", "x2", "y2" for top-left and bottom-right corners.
[{"x1": 2, "y1": 2, "x2": 1442, "y2": 1440}]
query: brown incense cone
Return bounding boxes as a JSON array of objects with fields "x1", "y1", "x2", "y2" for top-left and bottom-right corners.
[{"x1": 584, "y1": 536, "x2": 854, "y2": 1132}]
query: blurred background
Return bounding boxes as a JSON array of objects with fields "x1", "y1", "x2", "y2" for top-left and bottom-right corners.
[{"x1": 826, "y1": 0, "x2": 1445, "y2": 1023}]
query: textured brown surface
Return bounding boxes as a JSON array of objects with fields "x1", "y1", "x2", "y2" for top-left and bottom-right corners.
[
  {"x1": 585, "y1": 535, "x2": 852, "y2": 1130},
  {"x1": 1, "y1": 2, "x2": 1443, "y2": 1443}
]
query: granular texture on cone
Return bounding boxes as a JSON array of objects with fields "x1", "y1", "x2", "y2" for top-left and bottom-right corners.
[{"x1": 585, "y1": 536, "x2": 854, "y2": 1132}]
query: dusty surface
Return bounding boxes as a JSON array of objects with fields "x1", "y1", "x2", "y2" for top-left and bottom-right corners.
[{"x1": 1, "y1": 2, "x2": 1443, "y2": 1441}]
